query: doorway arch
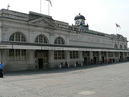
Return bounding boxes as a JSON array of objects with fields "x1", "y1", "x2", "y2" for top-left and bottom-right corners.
[{"x1": 35, "y1": 50, "x2": 49, "y2": 69}]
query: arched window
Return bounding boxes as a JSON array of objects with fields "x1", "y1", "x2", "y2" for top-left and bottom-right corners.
[
  {"x1": 35, "y1": 34, "x2": 48, "y2": 44},
  {"x1": 54, "y1": 37, "x2": 65, "y2": 60},
  {"x1": 54, "y1": 37, "x2": 65, "y2": 44},
  {"x1": 9, "y1": 32, "x2": 26, "y2": 42},
  {"x1": 120, "y1": 45, "x2": 123, "y2": 49},
  {"x1": 114, "y1": 44, "x2": 118, "y2": 49},
  {"x1": 9, "y1": 32, "x2": 26, "y2": 60}
]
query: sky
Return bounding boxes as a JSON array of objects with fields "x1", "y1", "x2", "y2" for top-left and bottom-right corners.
[{"x1": 0, "y1": 0, "x2": 129, "y2": 40}]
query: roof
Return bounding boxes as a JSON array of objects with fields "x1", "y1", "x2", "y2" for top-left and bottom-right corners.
[{"x1": 74, "y1": 13, "x2": 85, "y2": 20}]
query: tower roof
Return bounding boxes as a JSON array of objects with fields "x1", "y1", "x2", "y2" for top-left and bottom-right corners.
[{"x1": 74, "y1": 13, "x2": 85, "y2": 20}]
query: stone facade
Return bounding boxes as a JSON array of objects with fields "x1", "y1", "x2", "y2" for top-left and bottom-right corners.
[{"x1": 0, "y1": 9, "x2": 128, "y2": 71}]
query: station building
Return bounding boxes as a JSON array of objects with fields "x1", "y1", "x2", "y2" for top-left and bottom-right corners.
[{"x1": 0, "y1": 9, "x2": 128, "y2": 71}]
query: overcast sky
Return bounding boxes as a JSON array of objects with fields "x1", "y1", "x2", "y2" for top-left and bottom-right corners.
[{"x1": 1, "y1": 0, "x2": 129, "y2": 40}]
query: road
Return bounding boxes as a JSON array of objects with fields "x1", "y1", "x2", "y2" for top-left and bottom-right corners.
[{"x1": 0, "y1": 62, "x2": 129, "y2": 97}]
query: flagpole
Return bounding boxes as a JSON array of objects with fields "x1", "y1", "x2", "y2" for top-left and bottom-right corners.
[
  {"x1": 48, "y1": 1, "x2": 50, "y2": 15},
  {"x1": 115, "y1": 23, "x2": 121, "y2": 34},
  {"x1": 7, "y1": 4, "x2": 10, "y2": 10},
  {"x1": 40, "y1": 0, "x2": 42, "y2": 13},
  {"x1": 118, "y1": 27, "x2": 120, "y2": 34},
  {"x1": 116, "y1": 26, "x2": 117, "y2": 34},
  {"x1": 45, "y1": 0, "x2": 52, "y2": 15}
]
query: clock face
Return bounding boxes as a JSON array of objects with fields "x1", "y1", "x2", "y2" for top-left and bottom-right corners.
[
  {"x1": 76, "y1": 19, "x2": 85, "y2": 25},
  {"x1": 76, "y1": 21, "x2": 80, "y2": 25}
]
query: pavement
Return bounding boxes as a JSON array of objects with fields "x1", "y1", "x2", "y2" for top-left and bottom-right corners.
[{"x1": 0, "y1": 62, "x2": 129, "y2": 97}]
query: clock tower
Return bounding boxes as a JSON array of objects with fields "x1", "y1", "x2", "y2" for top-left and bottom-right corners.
[{"x1": 74, "y1": 13, "x2": 86, "y2": 26}]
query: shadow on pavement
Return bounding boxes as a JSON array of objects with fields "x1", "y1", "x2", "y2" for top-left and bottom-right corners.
[{"x1": 5, "y1": 61, "x2": 129, "y2": 77}]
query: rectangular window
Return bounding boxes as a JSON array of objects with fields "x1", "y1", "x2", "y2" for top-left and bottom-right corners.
[
  {"x1": 108, "y1": 52, "x2": 113, "y2": 57},
  {"x1": 115, "y1": 52, "x2": 119, "y2": 57},
  {"x1": 9, "y1": 49, "x2": 26, "y2": 60},
  {"x1": 9, "y1": 49, "x2": 14, "y2": 56},
  {"x1": 124, "y1": 53, "x2": 127, "y2": 56},
  {"x1": 16, "y1": 49, "x2": 20, "y2": 56},
  {"x1": 21, "y1": 50, "x2": 26, "y2": 56},
  {"x1": 83, "y1": 51, "x2": 89, "y2": 57},
  {"x1": 70, "y1": 51, "x2": 79, "y2": 59},
  {"x1": 54, "y1": 51, "x2": 65, "y2": 60}
]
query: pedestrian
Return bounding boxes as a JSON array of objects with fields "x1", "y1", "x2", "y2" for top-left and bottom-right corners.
[
  {"x1": 0, "y1": 62, "x2": 4, "y2": 78},
  {"x1": 0, "y1": 69, "x2": 3, "y2": 78}
]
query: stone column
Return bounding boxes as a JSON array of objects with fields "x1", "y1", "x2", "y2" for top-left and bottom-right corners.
[
  {"x1": 114, "y1": 52, "x2": 117, "y2": 63},
  {"x1": 125, "y1": 52, "x2": 127, "y2": 61},
  {"x1": 0, "y1": 50, "x2": 4, "y2": 64},
  {"x1": 65, "y1": 51, "x2": 70, "y2": 68},
  {"x1": 89, "y1": 51, "x2": 93, "y2": 64},
  {"x1": 117, "y1": 52, "x2": 119, "y2": 62},
  {"x1": 28, "y1": 50, "x2": 36, "y2": 70},
  {"x1": 106, "y1": 52, "x2": 109, "y2": 64},
  {"x1": 49, "y1": 50, "x2": 54, "y2": 68},
  {"x1": 123, "y1": 52, "x2": 126, "y2": 61},
  {"x1": 79, "y1": 51, "x2": 84, "y2": 66},
  {"x1": 120, "y1": 52, "x2": 124, "y2": 62},
  {"x1": 118, "y1": 52, "x2": 120, "y2": 62},
  {"x1": 113, "y1": 52, "x2": 115, "y2": 63},
  {"x1": 99, "y1": 51, "x2": 102, "y2": 64},
  {"x1": 0, "y1": 25, "x2": 2, "y2": 42}
]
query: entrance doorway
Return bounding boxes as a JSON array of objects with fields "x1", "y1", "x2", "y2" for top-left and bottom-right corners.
[
  {"x1": 120, "y1": 52, "x2": 123, "y2": 62},
  {"x1": 38, "y1": 59, "x2": 43, "y2": 69},
  {"x1": 102, "y1": 57, "x2": 104, "y2": 63},
  {"x1": 84, "y1": 57, "x2": 87, "y2": 65},
  {"x1": 35, "y1": 50, "x2": 49, "y2": 69},
  {"x1": 93, "y1": 57, "x2": 97, "y2": 64}
]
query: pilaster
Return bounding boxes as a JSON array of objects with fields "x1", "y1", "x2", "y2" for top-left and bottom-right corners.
[
  {"x1": 65, "y1": 51, "x2": 70, "y2": 67},
  {"x1": 89, "y1": 51, "x2": 93, "y2": 64},
  {"x1": 99, "y1": 52, "x2": 102, "y2": 63},
  {"x1": 106, "y1": 52, "x2": 109, "y2": 64},
  {"x1": 49, "y1": 50, "x2": 54, "y2": 68},
  {"x1": 79, "y1": 51, "x2": 84, "y2": 66}
]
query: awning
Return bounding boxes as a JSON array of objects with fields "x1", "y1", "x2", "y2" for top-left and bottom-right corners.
[{"x1": 0, "y1": 42, "x2": 128, "y2": 52}]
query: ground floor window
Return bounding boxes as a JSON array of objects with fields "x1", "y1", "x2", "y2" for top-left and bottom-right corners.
[
  {"x1": 9, "y1": 49, "x2": 26, "y2": 60},
  {"x1": 108, "y1": 52, "x2": 113, "y2": 57},
  {"x1": 93, "y1": 52, "x2": 99, "y2": 57},
  {"x1": 70, "y1": 51, "x2": 79, "y2": 59},
  {"x1": 115, "y1": 52, "x2": 119, "y2": 57},
  {"x1": 54, "y1": 51, "x2": 65, "y2": 60},
  {"x1": 83, "y1": 51, "x2": 89, "y2": 57},
  {"x1": 124, "y1": 52, "x2": 127, "y2": 57}
]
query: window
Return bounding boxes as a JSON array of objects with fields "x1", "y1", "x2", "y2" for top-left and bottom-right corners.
[
  {"x1": 35, "y1": 34, "x2": 48, "y2": 44},
  {"x1": 83, "y1": 51, "x2": 89, "y2": 57},
  {"x1": 54, "y1": 37, "x2": 65, "y2": 44},
  {"x1": 9, "y1": 32, "x2": 26, "y2": 42},
  {"x1": 70, "y1": 51, "x2": 79, "y2": 59},
  {"x1": 93, "y1": 52, "x2": 99, "y2": 57},
  {"x1": 9, "y1": 49, "x2": 26, "y2": 60},
  {"x1": 124, "y1": 52, "x2": 127, "y2": 56},
  {"x1": 115, "y1": 52, "x2": 119, "y2": 57},
  {"x1": 108, "y1": 52, "x2": 113, "y2": 57},
  {"x1": 9, "y1": 49, "x2": 14, "y2": 57},
  {"x1": 54, "y1": 51, "x2": 65, "y2": 60}
]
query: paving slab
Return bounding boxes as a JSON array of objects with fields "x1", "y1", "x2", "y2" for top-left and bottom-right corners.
[{"x1": 0, "y1": 62, "x2": 129, "y2": 97}]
